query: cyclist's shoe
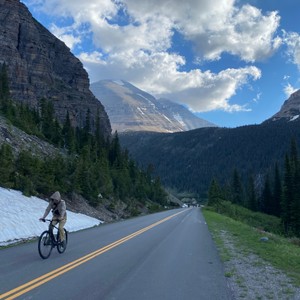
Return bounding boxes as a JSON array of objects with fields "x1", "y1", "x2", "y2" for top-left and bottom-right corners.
[{"x1": 58, "y1": 240, "x2": 65, "y2": 247}]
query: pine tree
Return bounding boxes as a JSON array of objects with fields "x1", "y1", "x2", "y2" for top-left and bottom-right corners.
[
  {"x1": 262, "y1": 174, "x2": 272, "y2": 214},
  {"x1": 208, "y1": 178, "x2": 223, "y2": 207},
  {"x1": 289, "y1": 139, "x2": 300, "y2": 235},
  {"x1": 231, "y1": 168, "x2": 244, "y2": 205},
  {"x1": 40, "y1": 99, "x2": 57, "y2": 142},
  {"x1": 62, "y1": 111, "x2": 76, "y2": 153},
  {"x1": 109, "y1": 131, "x2": 122, "y2": 167},
  {"x1": 0, "y1": 144, "x2": 14, "y2": 188},
  {"x1": 272, "y1": 163, "x2": 282, "y2": 217},
  {"x1": 246, "y1": 174, "x2": 258, "y2": 211},
  {"x1": 282, "y1": 154, "x2": 293, "y2": 234}
]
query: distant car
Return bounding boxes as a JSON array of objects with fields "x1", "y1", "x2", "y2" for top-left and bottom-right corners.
[{"x1": 181, "y1": 204, "x2": 188, "y2": 208}]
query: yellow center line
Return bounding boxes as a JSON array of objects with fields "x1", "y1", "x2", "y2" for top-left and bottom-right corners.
[{"x1": 0, "y1": 210, "x2": 186, "y2": 300}]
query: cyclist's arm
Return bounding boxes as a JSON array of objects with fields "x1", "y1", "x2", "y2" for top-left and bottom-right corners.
[
  {"x1": 58, "y1": 200, "x2": 66, "y2": 220},
  {"x1": 40, "y1": 202, "x2": 52, "y2": 220}
]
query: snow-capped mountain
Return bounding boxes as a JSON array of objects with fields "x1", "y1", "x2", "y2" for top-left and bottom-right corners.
[
  {"x1": 266, "y1": 89, "x2": 300, "y2": 123},
  {"x1": 90, "y1": 80, "x2": 216, "y2": 133}
]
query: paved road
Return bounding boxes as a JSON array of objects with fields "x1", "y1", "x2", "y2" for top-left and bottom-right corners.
[{"x1": 0, "y1": 208, "x2": 233, "y2": 300}]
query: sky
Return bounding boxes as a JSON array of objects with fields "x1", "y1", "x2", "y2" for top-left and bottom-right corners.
[
  {"x1": 20, "y1": 0, "x2": 300, "y2": 128},
  {"x1": 0, "y1": 187, "x2": 102, "y2": 246}
]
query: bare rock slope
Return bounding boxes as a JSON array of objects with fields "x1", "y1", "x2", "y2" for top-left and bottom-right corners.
[{"x1": 0, "y1": 0, "x2": 111, "y2": 136}]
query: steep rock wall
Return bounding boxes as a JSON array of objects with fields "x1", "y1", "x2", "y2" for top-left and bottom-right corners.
[{"x1": 0, "y1": 0, "x2": 111, "y2": 137}]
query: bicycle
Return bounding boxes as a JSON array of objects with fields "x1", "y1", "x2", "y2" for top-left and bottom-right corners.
[{"x1": 38, "y1": 219, "x2": 68, "y2": 259}]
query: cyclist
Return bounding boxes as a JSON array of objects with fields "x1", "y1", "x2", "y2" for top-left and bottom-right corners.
[{"x1": 39, "y1": 191, "x2": 67, "y2": 244}]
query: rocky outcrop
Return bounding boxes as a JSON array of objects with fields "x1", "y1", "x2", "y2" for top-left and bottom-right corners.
[
  {"x1": 267, "y1": 89, "x2": 300, "y2": 123},
  {"x1": 0, "y1": 0, "x2": 111, "y2": 137},
  {"x1": 0, "y1": 116, "x2": 62, "y2": 157}
]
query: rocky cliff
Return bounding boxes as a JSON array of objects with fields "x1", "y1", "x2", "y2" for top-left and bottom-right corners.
[
  {"x1": 0, "y1": 0, "x2": 111, "y2": 137},
  {"x1": 266, "y1": 89, "x2": 300, "y2": 123}
]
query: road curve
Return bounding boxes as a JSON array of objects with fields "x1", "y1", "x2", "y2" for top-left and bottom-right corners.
[{"x1": 0, "y1": 208, "x2": 233, "y2": 300}]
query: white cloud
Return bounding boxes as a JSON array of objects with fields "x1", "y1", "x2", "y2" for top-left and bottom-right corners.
[
  {"x1": 284, "y1": 83, "x2": 298, "y2": 98},
  {"x1": 25, "y1": 0, "x2": 281, "y2": 61},
  {"x1": 173, "y1": 3, "x2": 281, "y2": 62},
  {"x1": 50, "y1": 24, "x2": 81, "y2": 50},
  {"x1": 283, "y1": 31, "x2": 300, "y2": 69},
  {"x1": 23, "y1": 0, "x2": 280, "y2": 113},
  {"x1": 156, "y1": 66, "x2": 261, "y2": 112},
  {"x1": 80, "y1": 50, "x2": 261, "y2": 112},
  {"x1": 253, "y1": 92, "x2": 261, "y2": 103}
]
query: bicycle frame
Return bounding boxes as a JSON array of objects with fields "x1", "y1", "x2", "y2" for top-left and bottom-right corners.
[
  {"x1": 38, "y1": 219, "x2": 68, "y2": 259},
  {"x1": 46, "y1": 219, "x2": 59, "y2": 245}
]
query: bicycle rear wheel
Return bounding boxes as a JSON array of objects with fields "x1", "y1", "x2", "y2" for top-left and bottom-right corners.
[
  {"x1": 57, "y1": 229, "x2": 68, "y2": 254},
  {"x1": 38, "y1": 231, "x2": 53, "y2": 259}
]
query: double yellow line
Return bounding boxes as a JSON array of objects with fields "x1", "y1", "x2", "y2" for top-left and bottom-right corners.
[{"x1": 0, "y1": 210, "x2": 185, "y2": 300}]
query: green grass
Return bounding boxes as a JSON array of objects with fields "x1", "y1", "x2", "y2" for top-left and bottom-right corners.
[{"x1": 203, "y1": 208, "x2": 300, "y2": 287}]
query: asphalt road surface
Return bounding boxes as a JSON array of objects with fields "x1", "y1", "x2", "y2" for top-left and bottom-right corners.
[{"x1": 0, "y1": 208, "x2": 233, "y2": 300}]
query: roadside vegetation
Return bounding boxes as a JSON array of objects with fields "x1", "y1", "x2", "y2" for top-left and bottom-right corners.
[
  {"x1": 203, "y1": 206, "x2": 300, "y2": 287},
  {"x1": 207, "y1": 137, "x2": 300, "y2": 238}
]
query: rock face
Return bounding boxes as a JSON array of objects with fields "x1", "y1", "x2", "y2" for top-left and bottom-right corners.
[
  {"x1": 90, "y1": 80, "x2": 216, "y2": 133},
  {"x1": 0, "y1": 0, "x2": 111, "y2": 137},
  {"x1": 267, "y1": 89, "x2": 300, "y2": 123},
  {"x1": 0, "y1": 115, "x2": 61, "y2": 157}
]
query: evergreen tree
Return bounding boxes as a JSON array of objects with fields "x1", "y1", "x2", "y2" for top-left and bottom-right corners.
[
  {"x1": 40, "y1": 99, "x2": 57, "y2": 142},
  {"x1": 231, "y1": 168, "x2": 244, "y2": 205},
  {"x1": 0, "y1": 144, "x2": 14, "y2": 188},
  {"x1": 62, "y1": 111, "x2": 76, "y2": 153},
  {"x1": 289, "y1": 139, "x2": 300, "y2": 235},
  {"x1": 0, "y1": 90, "x2": 168, "y2": 213},
  {"x1": 15, "y1": 151, "x2": 40, "y2": 195},
  {"x1": 95, "y1": 108, "x2": 104, "y2": 149},
  {"x1": 272, "y1": 163, "x2": 282, "y2": 217},
  {"x1": 262, "y1": 174, "x2": 272, "y2": 214},
  {"x1": 109, "y1": 131, "x2": 122, "y2": 167},
  {"x1": 208, "y1": 178, "x2": 223, "y2": 207},
  {"x1": 246, "y1": 174, "x2": 258, "y2": 211},
  {"x1": 282, "y1": 154, "x2": 293, "y2": 234}
]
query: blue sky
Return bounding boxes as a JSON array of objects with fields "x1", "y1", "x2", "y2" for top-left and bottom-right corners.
[{"x1": 21, "y1": 0, "x2": 300, "y2": 128}]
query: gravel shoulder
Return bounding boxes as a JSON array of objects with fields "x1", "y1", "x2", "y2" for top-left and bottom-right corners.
[{"x1": 217, "y1": 230, "x2": 300, "y2": 300}]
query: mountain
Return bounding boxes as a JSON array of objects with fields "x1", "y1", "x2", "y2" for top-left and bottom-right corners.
[
  {"x1": 90, "y1": 79, "x2": 216, "y2": 133},
  {"x1": 0, "y1": 0, "x2": 111, "y2": 137},
  {"x1": 119, "y1": 90, "x2": 300, "y2": 196},
  {"x1": 119, "y1": 120, "x2": 300, "y2": 197},
  {"x1": 265, "y1": 89, "x2": 300, "y2": 123}
]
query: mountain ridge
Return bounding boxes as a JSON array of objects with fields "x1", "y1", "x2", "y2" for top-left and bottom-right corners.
[
  {"x1": 265, "y1": 89, "x2": 300, "y2": 123},
  {"x1": 90, "y1": 79, "x2": 216, "y2": 133},
  {"x1": 119, "y1": 118, "x2": 300, "y2": 196}
]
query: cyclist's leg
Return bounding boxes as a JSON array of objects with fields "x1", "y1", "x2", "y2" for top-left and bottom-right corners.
[
  {"x1": 58, "y1": 217, "x2": 67, "y2": 242},
  {"x1": 50, "y1": 219, "x2": 58, "y2": 240}
]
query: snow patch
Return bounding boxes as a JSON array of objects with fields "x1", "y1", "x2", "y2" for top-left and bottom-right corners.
[
  {"x1": 289, "y1": 115, "x2": 299, "y2": 121},
  {"x1": 173, "y1": 113, "x2": 186, "y2": 127},
  {"x1": 137, "y1": 107, "x2": 145, "y2": 115},
  {"x1": 137, "y1": 94, "x2": 156, "y2": 108},
  {"x1": 0, "y1": 187, "x2": 103, "y2": 246},
  {"x1": 113, "y1": 80, "x2": 124, "y2": 86},
  {"x1": 162, "y1": 114, "x2": 172, "y2": 123}
]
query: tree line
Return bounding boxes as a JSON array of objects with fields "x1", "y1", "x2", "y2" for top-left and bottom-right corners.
[
  {"x1": 0, "y1": 63, "x2": 167, "y2": 212},
  {"x1": 208, "y1": 139, "x2": 300, "y2": 237}
]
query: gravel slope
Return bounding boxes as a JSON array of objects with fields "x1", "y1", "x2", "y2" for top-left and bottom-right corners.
[{"x1": 218, "y1": 230, "x2": 300, "y2": 300}]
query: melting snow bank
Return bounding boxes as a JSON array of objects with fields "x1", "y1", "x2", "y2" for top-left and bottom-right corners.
[{"x1": 0, "y1": 187, "x2": 103, "y2": 246}]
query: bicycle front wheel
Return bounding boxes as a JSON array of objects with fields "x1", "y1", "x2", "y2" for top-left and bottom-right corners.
[{"x1": 38, "y1": 231, "x2": 53, "y2": 259}]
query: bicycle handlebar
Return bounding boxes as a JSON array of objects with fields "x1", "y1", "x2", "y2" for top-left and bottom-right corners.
[{"x1": 39, "y1": 218, "x2": 52, "y2": 222}]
